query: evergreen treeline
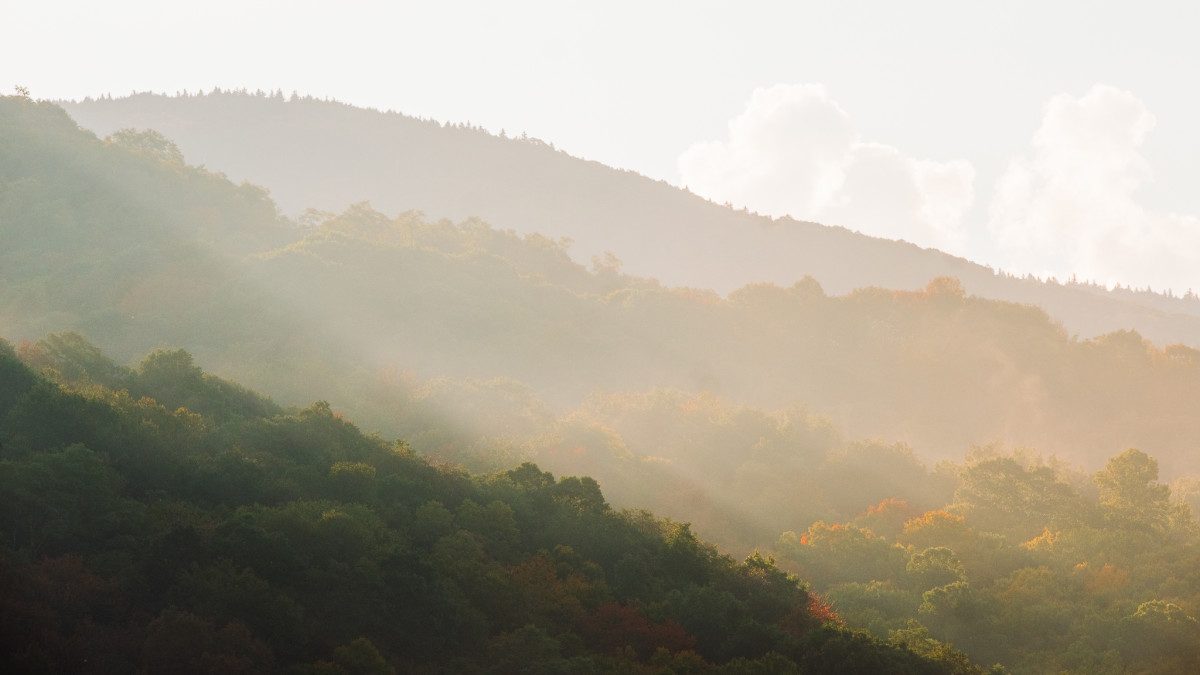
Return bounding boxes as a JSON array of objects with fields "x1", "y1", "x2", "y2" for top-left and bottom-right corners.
[{"x1": 0, "y1": 336, "x2": 977, "y2": 674}]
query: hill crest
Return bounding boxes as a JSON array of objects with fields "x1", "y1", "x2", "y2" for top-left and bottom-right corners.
[{"x1": 59, "y1": 90, "x2": 1200, "y2": 347}]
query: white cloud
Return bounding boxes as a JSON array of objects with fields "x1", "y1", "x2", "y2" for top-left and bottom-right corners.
[
  {"x1": 678, "y1": 83, "x2": 975, "y2": 253},
  {"x1": 988, "y1": 84, "x2": 1200, "y2": 292}
]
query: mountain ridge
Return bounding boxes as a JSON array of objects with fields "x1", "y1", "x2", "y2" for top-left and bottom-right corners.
[
  {"x1": 9, "y1": 94, "x2": 1200, "y2": 485},
  {"x1": 59, "y1": 90, "x2": 1200, "y2": 348}
]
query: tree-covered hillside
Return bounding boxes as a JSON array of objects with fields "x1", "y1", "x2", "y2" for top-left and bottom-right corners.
[
  {"x1": 8, "y1": 94, "x2": 1200, "y2": 479},
  {"x1": 60, "y1": 90, "x2": 1200, "y2": 347},
  {"x1": 0, "y1": 336, "x2": 978, "y2": 674},
  {"x1": 7, "y1": 332, "x2": 1200, "y2": 673},
  {"x1": 771, "y1": 444, "x2": 1200, "y2": 674},
  {"x1": 0, "y1": 94, "x2": 294, "y2": 361},
  {"x1": 7, "y1": 93, "x2": 1200, "y2": 671}
]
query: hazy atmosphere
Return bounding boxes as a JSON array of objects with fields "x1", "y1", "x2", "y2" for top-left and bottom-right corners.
[
  {"x1": 9, "y1": 0, "x2": 1200, "y2": 292},
  {"x1": 7, "y1": 2, "x2": 1200, "y2": 673}
]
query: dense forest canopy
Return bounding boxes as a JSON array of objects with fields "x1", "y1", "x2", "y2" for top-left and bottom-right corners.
[
  {"x1": 6, "y1": 328, "x2": 1200, "y2": 672},
  {"x1": 0, "y1": 335, "x2": 990, "y2": 673},
  {"x1": 6, "y1": 92, "x2": 1200, "y2": 672}
]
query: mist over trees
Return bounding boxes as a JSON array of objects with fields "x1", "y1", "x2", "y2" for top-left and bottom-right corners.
[
  {"x1": 61, "y1": 90, "x2": 1200, "y2": 347},
  {"x1": 6, "y1": 92, "x2": 1200, "y2": 672},
  {"x1": 0, "y1": 336, "x2": 988, "y2": 673},
  {"x1": 9, "y1": 94, "x2": 1200, "y2": 479}
]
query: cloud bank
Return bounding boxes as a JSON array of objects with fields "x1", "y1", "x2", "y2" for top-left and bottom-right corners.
[
  {"x1": 678, "y1": 84, "x2": 975, "y2": 254},
  {"x1": 682, "y1": 82, "x2": 1200, "y2": 294},
  {"x1": 989, "y1": 84, "x2": 1200, "y2": 292}
]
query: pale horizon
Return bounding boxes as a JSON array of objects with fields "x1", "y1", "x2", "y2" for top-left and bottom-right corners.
[{"x1": 8, "y1": 0, "x2": 1200, "y2": 293}]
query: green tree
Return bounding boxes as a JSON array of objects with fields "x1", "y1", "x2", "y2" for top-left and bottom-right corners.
[
  {"x1": 139, "y1": 608, "x2": 274, "y2": 675},
  {"x1": 1094, "y1": 449, "x2": 1172, "y2": 530},
  {"x1": 0, "y1": 338, "x2": 36, "y2": 423},
  {"x1": 137, "y1": 349, "x2": 204, "y2": 407},
  {"x1": 108, "y1": 128, "x2": 185, "y2": 164},
  {"x1": 907, "y1": 547, "x2": 966, "y2": 590},
  {"x1": 329, "y1": 461, "x2": 378, "y2": 503},
  {"x1": 952, "y1": 456, "x2": 1078, "y2": 541},
  {"x1": 331, "y1": 637, "x2": 395, "y2": 675},
  {"x1": 0, "y1": 444, "x2": 133, "y2": 555},
  {"x1": 1119, "y1": 601, "x2": 1200, "y2": 672}
]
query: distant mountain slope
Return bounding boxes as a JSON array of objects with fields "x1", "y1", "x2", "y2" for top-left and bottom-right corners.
[
  {"x1": 61, "y1": 91, "x2": 1200, "y2": 347},
  {"x1": 9, "y1": 94, "x2": 1200, "y2": 483}
]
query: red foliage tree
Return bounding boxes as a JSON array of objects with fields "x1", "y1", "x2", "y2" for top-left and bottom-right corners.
[{"x1": 580, "y1": 602, "x2": 696, "y2": 659}]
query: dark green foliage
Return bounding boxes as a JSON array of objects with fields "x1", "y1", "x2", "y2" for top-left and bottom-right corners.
[
  {"x1": 0, "y1": 443, "x2": 136, "y2": 556},
  {"x1": 0, "y1": 338, "x2": 37, "y2": 420},
  {"x1": 0, "y1": 337, "x2": 953, "y2": 673},
  {"x1": 798, "y1": 625, "x2": 952, "y2": 675},
  {"x1": 133, "y1": 348, "x2": 280, "y2": 423},
  {"x1": 138, "y1": 608, "x2": 275, "y2": 675},
  {"x1": 3, "y1": 380, "x2": 119, "y2": 454}
]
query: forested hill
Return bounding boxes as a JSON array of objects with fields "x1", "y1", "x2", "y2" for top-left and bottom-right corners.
[
  {"x1": 7, "y1": 93, "x2": 1200, "y2": 484},
  {"x1": 60, "y1": 90, "x2": 1200, "y2": 347},
  {"x1": 0, "y1": 337, "x2": 980, "y2": 673},
  {"x1": 10, "y1": 94, "x2": 1200, "y2": 672}
]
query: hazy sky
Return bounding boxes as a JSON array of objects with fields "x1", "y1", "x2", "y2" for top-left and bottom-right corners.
[{"x1": 6, "y1": 0, "x2": 1200, "y2": 292}]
